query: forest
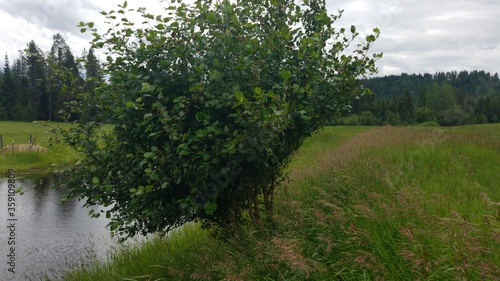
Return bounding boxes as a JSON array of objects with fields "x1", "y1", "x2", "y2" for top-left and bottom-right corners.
[
  {"x1": 339, "y1": 71, "x2": 500, "y2": 126},
  {"x1": 1, "y1": 36, "x2": 499, "y2": 127},
  {"x1": 0, "y1": 34, "x2": 100, "y2": 122}
]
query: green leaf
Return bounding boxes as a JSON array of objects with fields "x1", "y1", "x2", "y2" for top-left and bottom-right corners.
[
  {"x1": 141, "y1": 83, "x2": 155, "y2": 93},
  {"x1": 150, "y1": 172, "x2": 159, "y2": 181},
  {"x1": 204, "y1": 202, "x2": 218, "y2": 215},
  {"x1": 350, "y1": 25, "x2": 356, "y2": 34},
  {"x1": 196, "y1": 112, "x2": 208, "y2": 121},
  {"x1": 207, "y1": 12, "x2": 217, "y2": 22},
  {"x1": 231, "y1": 15, "x2": 238, "y2": 26},
  {"x1": 88, "y1": 22, "x2": 94, "y2": 28},
  {"x1": 144, "y1": 152, "x2": 155, "y2": 158},
  {"x1": 254, "y1": 87, "x2": 263, "y2": 95},
  {"x1": 125, "y1": 101, "x2": 135, "y2": 107},
  {"x1": 234, "y1": 90, "x2": 244, "y2": 102},
  {"x1": 92, "y1": 177, "x2": 99, "y2": 184},
  {"x1": 280, "y1": 69, "x2": 291, "y2": 80}
]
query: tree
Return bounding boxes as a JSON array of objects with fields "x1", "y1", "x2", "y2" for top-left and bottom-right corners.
[
  {"x1": 425, "y1": 83, "x2": 456, "y2": 112},
  {"x1": 25, "y1": 40, "x2": 47, "y2": 120},
  {"x1": 437, "y1": 105, "x2": 469, "y2": 126},
  {"x1": 47, "y1": 34, "x2": 82, "y2": 121},
  {"x1": 62, "y1": 0, "x2": 380, "y2": 240},
  {"x1": 84, "y1": 48, "x2": 100, "y2": 81},
  {"x1": 414, "y1": 106, "x2": 434, "y2": 123},
  {"x1": 1, "y1": 54, "x2": 16, "y2": 119},
  {"x1": 397, "y1": 89, "x2": 413, "y2": 124}
]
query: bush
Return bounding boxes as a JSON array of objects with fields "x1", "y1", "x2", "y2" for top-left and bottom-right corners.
[
  {"x1": 417, "y1": 121, "x2": 440, "y2": 127},
  {"x1": 338, "y1": 114, "x2": 360, "y2": 126},
  {"x1": 413, "y1": 106, "x2": 434, "y2": 124},
  {"x1": 359, "y1": 111, "x2": 380, "y2": 126},
  {"x1": 384, "y1": 110, "x2": 401, "y2": 126},
  {"x1": 62, "y1": 0, "x2": 380, "y2": 240},
  {"x1": 437, "y1": 106, "x2": 469, "y2": 126}
]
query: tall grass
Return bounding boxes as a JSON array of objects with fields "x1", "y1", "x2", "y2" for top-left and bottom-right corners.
[
  {"x1": 62, "y1": 125, "x2": 500, "y2": 280},
  {"x1": 277, "y1": 125, "x2": 500, "y2": 280}
]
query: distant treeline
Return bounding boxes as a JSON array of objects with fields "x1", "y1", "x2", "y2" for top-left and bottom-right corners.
[
  {"x1": 339, "y1": 71, "x2": 500, "y2": 126},
  {"x1": 0, "y1": 34, "x2": 101, "y2": 121}
]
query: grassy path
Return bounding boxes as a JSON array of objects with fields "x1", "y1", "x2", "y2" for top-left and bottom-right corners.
[{"x1": 62, "y1": 125, "x2": 500, "y2": 280}]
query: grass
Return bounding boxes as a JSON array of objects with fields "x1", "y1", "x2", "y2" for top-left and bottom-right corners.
[
  {"x1": 0, "y1": 121, "x2": 78, "y2": 177},
  {"x1": 61, "y1": 124, "x2": 500, "y2": 280}
]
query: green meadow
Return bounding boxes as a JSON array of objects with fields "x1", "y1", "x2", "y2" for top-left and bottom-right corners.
[
  {"x1": 61, "y1": 124, "x2": 500, "y2": 280},
  {"x1": 0, "y1": 121, "x2": 77, "y2": 177}
]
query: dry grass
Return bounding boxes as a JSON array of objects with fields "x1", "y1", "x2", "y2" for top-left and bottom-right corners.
[{"x1": 0, "y1": 143, "x2": 48, "y2": 153}]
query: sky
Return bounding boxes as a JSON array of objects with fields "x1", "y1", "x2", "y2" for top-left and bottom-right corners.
[{"x1": 0, "y1": 0, "x2": 499, "y2": 76}]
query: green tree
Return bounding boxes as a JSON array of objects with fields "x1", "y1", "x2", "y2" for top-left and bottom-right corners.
[
  {"x1": 62, "y1": 0, "x2": 380, "y2": 240},
  {"x1": 80, "y1": 48, "x2": 102, "y2": 119},
  {"x1": 414, "y1": 106, "x2": 434, "y2": 123},
  {"x1": 83, "y1": 48, "x2": 101, "y2": 83},
  {"x1": 1, "y1": 54, "x2": 16, "y2": 119},
  {"x1": 47, "y1": 34, "x2": 82, "y2": 121},
  {"x1": 385, "y1": 110, "x2": 401, "y2": 126},
  {"x1": 398, "y1": 89, "x2": 413, "y2": 124},
  {"x1": 437, "y1": 105, "x2": 469, "y2": 126},
  {"x1": 425, "y1": 83, "x2": 456, "y2": 112},
  {"x1": 359, "y1": 111, "x2": 380, "y2": 125},
  {"x1": 25, "y1": 40, "x2": 47, "y2": 120}
]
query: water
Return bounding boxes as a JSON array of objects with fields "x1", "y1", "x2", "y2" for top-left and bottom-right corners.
[{"x1": 0, "y1": 177, "x2": 116, "y2": 280}]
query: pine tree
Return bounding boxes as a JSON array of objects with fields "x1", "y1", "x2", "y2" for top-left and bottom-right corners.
[
  {"x1": 26, "y1": 40, "x2": 47, "y2": 120},
  {"x1": 1, "y1": 54, "x2": 17, "y2": 119},
  {"x1": 47, "y1": 34, "x2": 82, "y2": 120}
]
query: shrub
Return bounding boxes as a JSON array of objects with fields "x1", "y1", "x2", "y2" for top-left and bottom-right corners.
[{"x1": 61, "y1": 0, "x2": 380, "y2": 240}]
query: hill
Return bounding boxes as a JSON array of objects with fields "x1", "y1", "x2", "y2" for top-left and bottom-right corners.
[{"x1": 339, "y1": 70, "x2": 500, "y2": 126}]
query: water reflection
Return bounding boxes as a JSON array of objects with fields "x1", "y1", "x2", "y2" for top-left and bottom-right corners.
[{"x1": 0, "y1": 177, "x2": 115, "y2": 281}]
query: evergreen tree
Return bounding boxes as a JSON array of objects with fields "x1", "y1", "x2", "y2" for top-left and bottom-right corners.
[
  {"x1": 1, "y1": 54, "x2": 16, "y2": 119},
  {"x1": 26, "y1": 40, "x2": 47, "y2": 120},
  {"x1": 47, "y1": 34, "x2": 82, "y2": 120}
]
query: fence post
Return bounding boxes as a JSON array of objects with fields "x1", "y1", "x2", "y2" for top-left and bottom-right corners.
[{"x1": 11, "y1": 140, "x2": 14, "y2": 153}]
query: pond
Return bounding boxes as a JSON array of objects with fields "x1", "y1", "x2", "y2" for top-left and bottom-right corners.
[{"x1": 0, "y1": 176, "x2": 116, "y2": 281}]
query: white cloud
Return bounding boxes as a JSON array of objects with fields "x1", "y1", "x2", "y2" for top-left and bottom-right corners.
[
  {"x1": 330, "y1": 0, "x2": 500, "y2": 75},
  {"x1": 0, "y1": 0, "x2": 499, "y2": 76}
]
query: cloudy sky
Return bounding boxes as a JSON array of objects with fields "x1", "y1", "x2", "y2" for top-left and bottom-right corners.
[{"x1": 0, "y1": 0, "x2": 499, "y2": 76}]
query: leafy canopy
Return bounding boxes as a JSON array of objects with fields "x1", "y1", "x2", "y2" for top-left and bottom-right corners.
[{"x1": 62, "y1": 0, "x2": 380, "y2": 240}]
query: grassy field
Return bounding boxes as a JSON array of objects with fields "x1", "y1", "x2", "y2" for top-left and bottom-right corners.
[
  {"x1": 0, "y1": 121, "x2": 77, "y2": 177},
  {"x1": 60, "y1": 124, "x2": 500, "y2": 280}
]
